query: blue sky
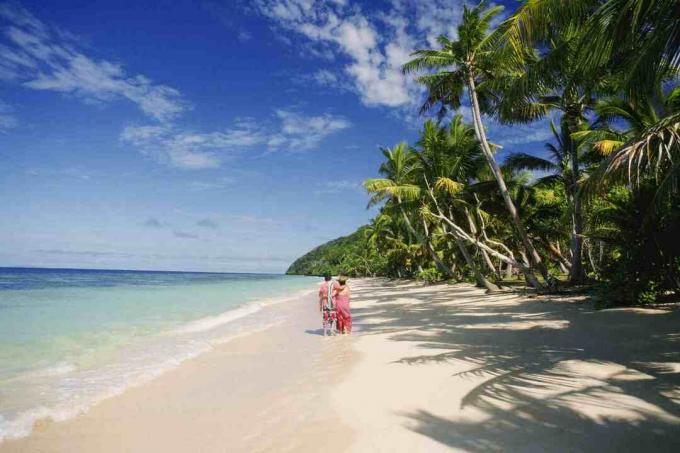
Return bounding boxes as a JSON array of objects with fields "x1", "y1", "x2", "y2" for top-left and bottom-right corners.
[{"x1": 0, "y1": 0, "x2": 552, "y2": 273}]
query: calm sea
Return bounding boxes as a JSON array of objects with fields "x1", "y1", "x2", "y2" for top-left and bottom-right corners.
[{"x1": 0, "y1": 267, "x2": 316, "y2": 441}]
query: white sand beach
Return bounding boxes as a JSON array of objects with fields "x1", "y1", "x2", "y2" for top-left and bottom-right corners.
[{"x1": 2, "y1": 279, "x2": 680, "y2": 452}]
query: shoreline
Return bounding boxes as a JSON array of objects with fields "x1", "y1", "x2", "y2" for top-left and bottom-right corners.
[
  {"x1": 3, "y1": 278, "x2": 680, "y2": 451},
  {"x1": 0, "y1": 284, "x2": 319, "y2": 445},
  {"x1": 1, "y1": 282, "x2": 355, "y2": 452}
]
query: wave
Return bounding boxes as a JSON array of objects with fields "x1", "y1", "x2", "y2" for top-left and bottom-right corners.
[
  {"x1": 173, "y1": 288, "x2": 315, "y2": 334},
  {"x1": 173, "y1": 303, "x2": 264, "y2": 334},
  {"x1": 0, "y1": 287, "x2": 315, "y2": 443}
]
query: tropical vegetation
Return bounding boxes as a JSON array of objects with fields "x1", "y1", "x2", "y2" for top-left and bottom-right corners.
[{"x1": 287, "y1": 0, "x2": 680, "y2": 306}]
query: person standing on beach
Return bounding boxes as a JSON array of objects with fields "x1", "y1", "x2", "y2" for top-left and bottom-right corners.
[
  {"x1": 333, "y1": 276, "x2": 352, "y2": 334},
  {"x1": 318, "y1": 273, "x2": 338, "y2": 314}
]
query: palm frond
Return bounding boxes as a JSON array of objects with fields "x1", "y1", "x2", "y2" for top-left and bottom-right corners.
[
  {"x1": 434, "y1": 177, "x2": 465, "y2": 196},
  {"x1": 505, "y1": 152, "x2": 558, "y2": 173}
]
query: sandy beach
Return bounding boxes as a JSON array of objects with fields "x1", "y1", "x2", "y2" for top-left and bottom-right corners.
[{"x1": 3, "y1": 278, "x2": 680, "y2": 452}]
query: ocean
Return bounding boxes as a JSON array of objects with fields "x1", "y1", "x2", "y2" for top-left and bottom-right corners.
[{"x1": 0, "y1": 267, "x2": 316, "y2": 441}]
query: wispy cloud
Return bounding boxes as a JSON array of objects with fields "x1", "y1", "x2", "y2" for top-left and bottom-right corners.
[
  {"x1": 142, "y1": 217, "x2": 166, "y2": 228},
  {"x1": 120, "y1": 124, "x2": 223, "y2": 169},
  {"x1": 315, "y1": 180, "x2": 363, "y2": 194},
  {"x1": 186, "y1": 177, "x2": 235, "y2": 191},
  {"x1": 121, "y1": 109, "x2": 350, "y2": 169},
  {"x1": 248, "y1": 0, "x2": 486, "y2": 111},
  {"x1": 173, "y1": 230, "x2": 200, "y2": 239},
  {"x1": 34, "y1": 248, "x2": 134, "y2": 258},
  {"x1": 274, "y1": 109, "x2": 351, "y2": 150},
  {"x1": 229, "y1": 214, "x2": 276, "y2": 225},
  {"x1": 0, "y1": 2, "x2": 186, "y2": 122},
  {"x1": 0, "y1": 99, "x2": 16, "y2": 130},
  {"x1": 196, "y1": 218, "x2": 219, "y2": 229},
  {"x1": 251, "y1": 0, "x2": 413, "y2": 108}
]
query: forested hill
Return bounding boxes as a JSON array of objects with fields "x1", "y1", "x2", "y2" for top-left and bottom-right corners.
[{"x1": 286, "y1": 227, "x2": 368, "y2": 276}]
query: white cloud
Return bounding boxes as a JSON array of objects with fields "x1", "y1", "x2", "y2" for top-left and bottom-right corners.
[
  {"x1": 312, "y1": 68, "x2": 338, "y2": 86},
  {"x1": 121, "y1": 109, "x2": 350, "y2": 169},
  {"x1": 250, "y1": 0, "x2": 480, "y2": 111},
  {"x1": 249, "y1": 0, "x2": 509, "y2": 122},
  {"x1": 0, "y1": 3, "x2": 185, "y2": 121},
  {"x1": 120, "y1": 124, "x2": 222, "y2": 169},
  {"x1": 274, "y1": 109, "x2": 350, "y2": 150},
  {"x1": 252, "y1": 0, "x2": 415, "y2": 108},
  {"x1": 316, "y1": 179, "x2": 362, "y2": 194}
]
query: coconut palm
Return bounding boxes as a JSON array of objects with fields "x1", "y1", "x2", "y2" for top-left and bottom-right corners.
[
  {"x1": 402, "y1": 0, "x2": 551, "y2": 288},
  {"x1": 579, "y1": 87, "x2": 680, "y2": 205},
  {"x1": 505, "y1": 117, "x2": 589, "y2": 281},
  {"x1": 416, "y1": 116, "x2": 501, "y2": 291},
  {"x1": 364, "y1": 143, "x2": 453, "y2": 278}
]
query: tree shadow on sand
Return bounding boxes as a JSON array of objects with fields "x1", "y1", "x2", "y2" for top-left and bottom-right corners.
[{"x1": 351, "y1": 282, "x2": 680, "y2": 452}]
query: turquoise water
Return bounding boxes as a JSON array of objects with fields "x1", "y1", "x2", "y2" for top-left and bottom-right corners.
[{"x1": 0, "y1": 268, "x2": 316, "y2": 440}]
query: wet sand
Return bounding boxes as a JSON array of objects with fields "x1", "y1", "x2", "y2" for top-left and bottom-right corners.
[{"x1": 3, "y1": 279, "x2": 680, "y2": 452}]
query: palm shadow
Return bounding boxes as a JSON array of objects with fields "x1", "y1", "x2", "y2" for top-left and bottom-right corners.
[{"x1": 351, "y1": 281, "x2": 680, "y2": 451}]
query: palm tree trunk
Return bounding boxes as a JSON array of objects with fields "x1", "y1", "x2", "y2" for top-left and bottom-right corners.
[
  {"x1": 455, "y1": 237, "x2": 500, "y2": 292},
  {"x1": 569, "y1": 191, "x2": 586, "y2": 283},
  {"x1": 465, "y1": 208, "x2": 503, "y2": 286},
  {"x1": 428, "y1": 198, "x2": 542, "y2": 289},
  {"x1": 396, "y1": 197, "x2": 452, "y2": 278},
  {"x1": 544, "y1": 240, "x2": 572, "y2": 272},
  {"x1": 564, "y1": 109, "x2": 586, "y2": 284},
  {"x1": 466, "y1": 74, "x2": 549, "y2": 289},
  {"x1": 505, "y1": 262, "x2": 513, "y2": 279}
]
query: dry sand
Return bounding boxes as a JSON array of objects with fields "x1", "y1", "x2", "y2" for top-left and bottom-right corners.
[{"x1": 3, "y1": 279, "x2": 680, "y2": 452}]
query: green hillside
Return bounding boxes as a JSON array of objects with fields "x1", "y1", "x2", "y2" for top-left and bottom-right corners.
[{"x1": 286, "y1": 226, "x2": 376, "y2": 276}]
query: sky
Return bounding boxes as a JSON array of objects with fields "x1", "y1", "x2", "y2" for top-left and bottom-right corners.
[{"x1": 0, "y1": 0, "x2": 553, "y2": 273}]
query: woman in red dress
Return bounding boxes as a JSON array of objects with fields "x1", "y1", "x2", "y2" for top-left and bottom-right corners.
[{"x1": 333, "y1": 276, "x2": 351, "y2": 334}]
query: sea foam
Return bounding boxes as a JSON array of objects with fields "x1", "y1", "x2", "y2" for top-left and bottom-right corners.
[{"x1": 0, "y1": 271, "x2": 317, "y2": 443}]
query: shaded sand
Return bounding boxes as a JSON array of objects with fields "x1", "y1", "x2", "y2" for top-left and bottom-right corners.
[
  {"x1": 338, "y1": 280, "x2": 680, "y2": 452},
  {"x1": 3, "y1": 279, "x2": 680, "y2": 452}
]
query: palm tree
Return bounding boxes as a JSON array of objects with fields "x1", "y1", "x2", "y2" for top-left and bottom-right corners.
[
  {"x1": 498, "y1": 0, "x2": 680, "y2": 213},
  {"x1": 493, "y1": 16, "x2": 616, "y2": 283},
  {"x1": 579, "y1": 0, "x2": 680, "y2": 94},
  {"x1": 402, "y1": 1, "x2": 551, "y2": 288},
  {"x1": 579, "y1": 87, "x2": 680, "y2": 205},
  {"x1": 364, "y1": 143, "x2": 453, "y2": 278},
  {"x1": 506, "y1": 118, "x2": 588, "y2": 280},
  {"x1": 416, "y1": 116, "x2": 501, "y2": 291}
]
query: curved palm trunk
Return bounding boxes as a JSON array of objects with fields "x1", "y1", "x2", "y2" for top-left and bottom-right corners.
[
  {"x1": 466, "y1": 74, "x2": 549, "y2": 289},
  {"x1": 544, "y1": 240, "x2": 572, "y2": 272},
  {"x1": 455, "y1": 236, "x2": 500, "y2": 292},
  {"x1": 465, "y1": 208, "x2": 503, "y2": 287},
  {"x1": 396, "y1": 197, "x2": 452, "y2": 278},
  {"x1": 428, "y1": 194, "x2": 542, "y2": 289}
]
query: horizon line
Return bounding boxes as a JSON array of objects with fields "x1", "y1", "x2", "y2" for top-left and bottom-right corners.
[{"x1": 0, "y1": 265, "x2": 290, "y2": 276}]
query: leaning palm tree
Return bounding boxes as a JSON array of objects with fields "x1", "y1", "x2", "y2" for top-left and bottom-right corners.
[
  {"x1": 416, "y1": 117, "x2": 501, "y2": 291},
  {"x1": 402, "y1": 0, "x2": 551, "y2": 288},
  {"x1": 492, "y1": 12, "x2": 614, "y2": 283},
  {"x1": 364, "y1": 143, "x2": 453, "y2": 278}
]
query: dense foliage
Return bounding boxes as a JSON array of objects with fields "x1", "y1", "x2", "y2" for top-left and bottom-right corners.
[
  {"x1": 286, "y1": 226, "x2": 385, "y2": 277},
  {"x1": 287, "y1": 0, "x2": 680, "y2": 306}
]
